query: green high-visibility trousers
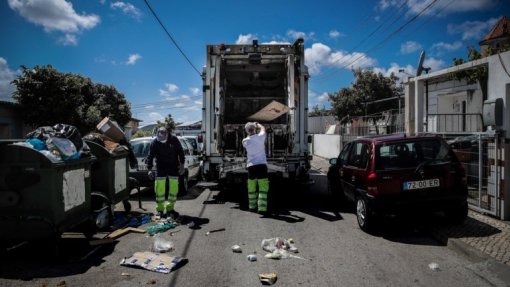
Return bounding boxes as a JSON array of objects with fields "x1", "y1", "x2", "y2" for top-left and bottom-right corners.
[
  {"x1": 257, "y1": 178, "x2": 269, "y2": 212},
  {"x1": 247, "y1": 179, "x2": 257, "y2": 211},
  {"x1": 154, "y1": 176, "x2": 179, "y2": 213}
]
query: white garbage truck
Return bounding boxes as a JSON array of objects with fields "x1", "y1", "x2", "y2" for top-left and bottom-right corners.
[{"x1": 201, "y1": 38, "x2": 311, "y2": 185}]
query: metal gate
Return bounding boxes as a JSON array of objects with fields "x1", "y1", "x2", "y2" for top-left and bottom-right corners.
[{"x1": 442, "y1": 132, "x2": 501, "y2": 217}]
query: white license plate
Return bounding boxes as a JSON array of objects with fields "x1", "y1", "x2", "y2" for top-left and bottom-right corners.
[{"x1": 403, "y1": 178, "x2": 440, "y2": 191}]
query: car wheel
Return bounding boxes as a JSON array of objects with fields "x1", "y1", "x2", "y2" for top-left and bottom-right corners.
[
  {"x1": 446, "y1": 201, "x2": 468, "y2": 224},
  {"x1": 356, "y1": 197, "x2": 373, "y2": 232}
]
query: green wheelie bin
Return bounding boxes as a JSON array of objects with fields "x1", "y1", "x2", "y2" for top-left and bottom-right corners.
[
  {"x1": 0, "y1": 143, "x2": 95, "y2": 240},
  {"x1": 84, "y1": 140, "x2": 132, "y2": 228}
]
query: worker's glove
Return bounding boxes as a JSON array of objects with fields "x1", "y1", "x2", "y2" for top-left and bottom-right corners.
[
  {"x1": 178, "y1": 164, "x2": 185, "y2": 175},
  {"x1": 148, "y1": 170, "x2": 155, "y2": 181}
]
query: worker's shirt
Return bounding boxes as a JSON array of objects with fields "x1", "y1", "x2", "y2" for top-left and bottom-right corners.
[{"x1": 242, "y1": 131, "x2": 267, "y2": 167}]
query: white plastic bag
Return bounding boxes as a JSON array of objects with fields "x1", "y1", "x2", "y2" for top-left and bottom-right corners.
[{"x1": 152, "y1": 234, "x2": 174, "y2": 253}]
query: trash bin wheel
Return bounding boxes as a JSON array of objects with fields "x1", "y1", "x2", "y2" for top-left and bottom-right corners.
[
  {"x1": 91, "y1": 192, "x2": 113, "y2": 230},
  {"x1": 122, "y1": 200, "x2": 132, "y2": 213}
]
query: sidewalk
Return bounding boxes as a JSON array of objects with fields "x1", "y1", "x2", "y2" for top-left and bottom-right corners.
[{"x1": 310, "y1": 155, "x2": 510, "y2": 267}]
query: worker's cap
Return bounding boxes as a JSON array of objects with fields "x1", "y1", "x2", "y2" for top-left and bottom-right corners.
[{"x1": 245, "y1": 122, "x2": 256, "y2": 133}]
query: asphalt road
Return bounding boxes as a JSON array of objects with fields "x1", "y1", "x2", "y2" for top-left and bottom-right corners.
[{"x1": 1, "y1": 171, "x2": 508, "y2": 286}]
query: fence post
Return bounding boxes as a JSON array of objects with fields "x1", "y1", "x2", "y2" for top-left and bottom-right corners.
[{"x1": 478, "y1": 133, "x2": 482, "y2": 209}]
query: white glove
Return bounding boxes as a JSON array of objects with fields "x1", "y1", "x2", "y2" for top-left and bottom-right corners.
[{"x1": 148, "y1": 170, "x2": 155, "y2": 181}]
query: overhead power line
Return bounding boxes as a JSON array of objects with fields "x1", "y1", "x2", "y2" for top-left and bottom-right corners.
[
  {"x1": 313, "y1": 0, "x2": 439, "y2": 83},
  {"x1": 143, "y1": 0, "x2": 202, "y2": 76}
]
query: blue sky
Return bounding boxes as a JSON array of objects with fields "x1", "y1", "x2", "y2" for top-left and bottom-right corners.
[{"x1": 1, "y1": 0, "x2": 508, "y2": 126}]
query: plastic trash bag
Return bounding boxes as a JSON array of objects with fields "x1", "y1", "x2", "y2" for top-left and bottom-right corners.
[
  {"x1": 152, "y1": 234, "x2": 174, "y2": 253},
  {"x1": 261, "y1": 237, "x2": 300, "y2": 260},
  {"x1": 46, "y1": 137, "x2": 79, "y2": 160}
]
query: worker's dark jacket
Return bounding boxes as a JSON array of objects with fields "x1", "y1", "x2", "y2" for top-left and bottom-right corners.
[{"x1": 146, "y1": 135, "x2": 185, "y2": 177}]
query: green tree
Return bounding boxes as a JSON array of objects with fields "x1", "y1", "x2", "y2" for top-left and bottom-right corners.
[
  {"x1": 132, "y1": 130, "x2": 152, "y2": 138},
  {"x1": 451, "y1": 46, "x2": 490, "y2": 101},
  {"x1": 308, "y1": 104, "x2": 331, "y2": 117},
  {"x1": 12, "y1": 65, "x2": 132, "y2": 134},
  {"x1": 329, "y1": 69, "x2": 402, "y2": 122},
  {"x1": 156, "y1": 113, "x2": 176, "y2": 132}
]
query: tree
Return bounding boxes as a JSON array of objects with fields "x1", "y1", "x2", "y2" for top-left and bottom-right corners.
[
  {"x1": 451, "y1": 46, "x2": 490, "y2": 101},
  {"x1": 156, "y1": 113, "x2": 176, "y2": 132},
  {"x1": 308, "y1": 104, "x2": 331, "y2": 117},
  {"x1": 329, "y1": 69, "x2": 402, "y2": 122},
  {"x1": 12, "y1": 65, "x2": 132, "y2": 134},
  {"x1": 132, "y1": 129, "x2": 152, "y2": 138}
]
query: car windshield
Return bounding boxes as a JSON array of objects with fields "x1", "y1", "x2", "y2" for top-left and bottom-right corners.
[
  {"x1": 375, "y1": 139, "x2": 453, "y2": 170},
  {"x1": 131, "y1": 140, "x2": 151, "y2": 157}
]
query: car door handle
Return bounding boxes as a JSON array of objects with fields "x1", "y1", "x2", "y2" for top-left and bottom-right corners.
[{"x1": 351, "y1": 176, "x2": 355, "y2": 182}]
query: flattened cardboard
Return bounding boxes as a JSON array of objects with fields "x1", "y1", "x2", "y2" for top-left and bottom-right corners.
[
  {"x1": 247, "y1": 101, "x2": 290, "y2": 122},
  {"x1": 120, "y1": 251, "x2": 185, "y2": 274}
]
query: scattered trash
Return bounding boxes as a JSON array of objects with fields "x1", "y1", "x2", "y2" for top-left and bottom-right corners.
[
  {"x1": 428, "y1": 262, "x2": 440, "y2": 271},
  {"x1": 259, "y1": 273, "x2": 277, "y2": 285},
  {"x1": 146, "y1": 222, "x2": 178, "y2": 236},
  {"x1": 121, "y1": 272, "x2": 131, "y2": 276},
  {"x1": 232, "y1": 245, "x2": 242, "y2": 253},
  {"x1": 205, "y1": 228, "x2": 226, "y2": 236},
  {"x1": 169, "y1": 230, "x2": 181, "y2": 236},
  {"x1": 261, "y1": 237, "x2": 300, "y2": 260},
  {"x1": 113, "y1": 212, "x2": 151, "y2": 229},
  {"x1": 152, "y1": 235, "x2": 174, "y2": 253},
  {"x1": 247, "y1": 254, "x2": 257, "y2": 262},
  {"x1": 57, "y1": 280, "x2": 67, "y2": 287},
  {"x1": 120, "y1": 251, "x2": 186, "y2": 274}
]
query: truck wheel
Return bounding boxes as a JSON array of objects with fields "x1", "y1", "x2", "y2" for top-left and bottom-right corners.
[{"x1": 356, "y1": 197, "x2": 373, "y2": 232}]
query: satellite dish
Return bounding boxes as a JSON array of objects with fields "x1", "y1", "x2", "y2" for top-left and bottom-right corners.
[{"x1": 416, "y1": 50, "x2": 426, "y2": 76}]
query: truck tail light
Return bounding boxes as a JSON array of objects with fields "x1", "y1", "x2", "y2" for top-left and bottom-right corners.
[{"x1": 366, "y1": 172, "x2": 378, "y2": 195}]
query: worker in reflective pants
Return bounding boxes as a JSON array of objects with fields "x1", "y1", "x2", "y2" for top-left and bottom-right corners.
[
  {"x1": 242, "y1": 122, "x2": 269, "y2": 214},
  {"x1": 146, "y1": 127, "x2": 185, "y2": 219}
]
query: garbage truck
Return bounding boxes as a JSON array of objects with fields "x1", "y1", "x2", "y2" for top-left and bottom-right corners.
[{"x1": 201, "y1": 38, "x2": 311, "y2": 184}]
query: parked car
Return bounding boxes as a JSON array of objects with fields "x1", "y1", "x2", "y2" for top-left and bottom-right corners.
[
  {"x1": 183, "y1": 135, "x2": 202, "y2": 155},
  {"x1": 129, "y1": 136, "x2": 200, "y2": 192},
  {"x1": 327, "y1": 134, "x2": 468, "y2": 232}
]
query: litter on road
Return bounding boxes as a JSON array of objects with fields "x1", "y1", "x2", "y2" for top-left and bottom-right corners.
[
  {"x1": 429, "y1": 262, "x2": 440, "y2": 271},
  {"x1": 205, "y1": 228, "x2": 226, "y2": 236},
  {"x1": 259, "y1": 273, "x2": 277, "y2": 285},
  {"x1": 261, "y1": 237, "x2": 301, "y2": 259},
  {"x1": 146, "y1": 222, "x2": 178, "y2": 236},
  {"x1": 152, "y1": 235, "x2": 174, "y2": 253},
  {"x1": 107, "y1": 227, "x2": 146, "y2": 239},
  {"x1": 247, "y1": 254, "x2": 257, "y2": 261},
  {"x1": 120, "y1": 251, "x2": 186, "y2": 274},
  {"x1": 232, "y1": 245, "x2": 242, "y2": 253}
]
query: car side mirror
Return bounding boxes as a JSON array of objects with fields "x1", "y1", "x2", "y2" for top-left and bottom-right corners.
[{"x1": 329, "y1": 158, "x2": 337, "y2": 165}]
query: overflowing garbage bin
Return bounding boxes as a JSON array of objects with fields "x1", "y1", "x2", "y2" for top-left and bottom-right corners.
[
  {"x1": 0, "y1": 143, "x2": 95, "y2": 240},
  {"x1": 85, "y1": 140, "x2": 132, "y2": 228}
]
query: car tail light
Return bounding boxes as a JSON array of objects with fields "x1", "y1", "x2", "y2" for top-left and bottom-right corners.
[{"x1": 366, "y1": 172, "x2": 378, "y2": 195}]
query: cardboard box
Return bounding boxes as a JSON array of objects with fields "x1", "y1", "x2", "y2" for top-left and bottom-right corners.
[{"x1": 97, "y1": 117, "x2": 125, "y2": 142}]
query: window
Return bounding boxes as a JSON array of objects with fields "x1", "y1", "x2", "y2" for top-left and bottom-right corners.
[{"x1": 347, "y1": 142, "x2": 369, "y2": 169}]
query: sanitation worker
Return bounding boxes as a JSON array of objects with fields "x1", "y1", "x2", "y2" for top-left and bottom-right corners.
[
  {"x1": 242, "y1": 122, "x2": 269, "y2": 214},
  {"x1": 146, "y1": 127, "x2": 185, "y2": 219}
]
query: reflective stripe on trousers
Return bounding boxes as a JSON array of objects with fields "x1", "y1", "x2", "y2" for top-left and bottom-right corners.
[{"x1": 246, "y1": 178, "x2": 269, "y2": 212}]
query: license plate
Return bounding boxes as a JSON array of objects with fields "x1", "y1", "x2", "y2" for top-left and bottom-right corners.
[
  {"x1": 403, "y1": 178, "x2": 440, "y2": 191},
  {"x1": 138, "y1": 164, "x2": 147, "y2": 171}
]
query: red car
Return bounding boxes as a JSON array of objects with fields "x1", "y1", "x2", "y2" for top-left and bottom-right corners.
[{"x1": 327, "y1": 134, "x2": 468, "y2": 232}]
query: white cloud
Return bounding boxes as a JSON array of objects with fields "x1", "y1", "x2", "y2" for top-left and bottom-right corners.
[
  {"x1": 400, "y1": 41, "x2": 422, "y2": 54},
  {"x1": 431, "y1": 41, "x2": 463, "y2": 54},
  {"x1": 0, "y1": 57, "x2": 18, "y2": 102},
  {"x1": 261, "y1": 40, "x2": 291, "y2": 44},
  {"x1": 329, "y1": 30, "x2": 343, "y2": 39},
  {"x1": 149, "y1": 112, "x2": 164, "y2": 122},
  {"x1": 174, "y1": 103, "x2": 185, "y2": 108},
  {"x1": 58, "y1": 33, "x2": 78, "y2": 46},
  {"x1": 190, "y1": 87, "x2": 200, "y2": 96},
  {"x1": 145, "y1": 105, "x2": 155, "y2": 109},
  {"x1": 305, "y1": 43, "x2": 377, "y2": 75},
  {"x1": 424, "y1": 57, "x2": 446, "y2": 72},
  {"x1": 317, "y1": 92, "x2": 329, "y2": 102},
  {"x1": 111, "y1": 1, "x2": 142, "y2": 19},
  {"x1": 447, "y1": 17, "x2": 498, "y2": 41},
  {"x1": 159, "y1": 83, "x2": 179, "y2": 97},
  {"x1": 126, "y1": 53, "x2": 142, "y2": 65},
  {"x1": 8, "y1": 0, "x2": 100, "y2": 45},
  {"x1": 373, "y1": 63, "x2": 416, "y2": 79},
  {"x1": 287, "y1": 30, "x2": 315, "y2": 40},
  {"x1": 194, "y1": 101, "x2": 202, "y2": 105},
  {"x1": 378, "y1": 0, "x2": 498, "y2": 16},
  {"x1": 236, "y1": 33, "x2": 256, "y2": 44}
]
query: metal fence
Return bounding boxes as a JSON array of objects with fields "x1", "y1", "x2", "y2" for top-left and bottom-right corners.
[
  {"x1": 440, "y1": 132, "x2": 500, "y2": 217},
  {"x1": 426, "y1": 113, "x2": 483, "y2": 133}
]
